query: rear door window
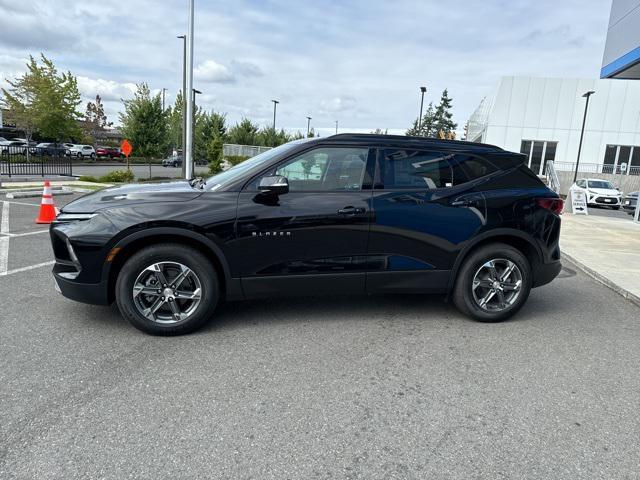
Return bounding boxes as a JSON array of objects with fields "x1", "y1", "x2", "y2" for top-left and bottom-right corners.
[{"x1": 378, "y1": 149, "x2": 453, "y2": 190}]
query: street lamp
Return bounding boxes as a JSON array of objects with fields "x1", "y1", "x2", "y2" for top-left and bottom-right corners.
[
  {"x1": 335, "y1": 120, "x2": 338, "y2": 135},
  {"x1": 306, "y1": 116, "x2": 312, "y2": 137},
  {"x1": 271, "y1": 99, "x2": 279, "y2": 130},
  {"x1": 573, "y1": 90, "x2": 595, "y2": 183},
  {"x1": 418, "y1": 86, "x2": 427, "y2": 133},
  {"x1": 161, "y1": 87, "x2": 167, "y2": 111},
  {"x1": 177, "y1": 34, "x2": 187, "y2": 176}
]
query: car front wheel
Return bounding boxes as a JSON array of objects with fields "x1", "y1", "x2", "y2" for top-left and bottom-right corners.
[
  {"x1": 453, "y1": 243, "x2": 532, "y2": 322},
  {"x1": 115, "y1": 243, "x2": 220, "y2": 335}
]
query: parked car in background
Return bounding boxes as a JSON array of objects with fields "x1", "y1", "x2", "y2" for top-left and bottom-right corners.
[
  {"x1": 12, "y1": 138, "x2": 37, "y2": 148},
  {"x1": 68, "y1": 144, "x2": 96, "y2": 159},
  {"x1": 571, "y1": 178, "x2": 622, "y2": 209},
  {"x1": 51, "y1": 134, "x2": 563, "y2": 335},
  {"x1": 30, "y1": 143, "x2": 69, "y2": 157},
  {"x1": 96, "y1": 146, "x2": 124, "y2": 159},
  {"x1": 162, "y1": 155, "x2": 183, "y2": 167},
  {"x1": 0, "y1": 140, "x2": 28, "y2": 155},
  {"x1": 622, "y1": 191, "x2": 638, "y2": 215}
]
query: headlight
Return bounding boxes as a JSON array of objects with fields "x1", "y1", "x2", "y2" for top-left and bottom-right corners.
[{"x1": 55, "y1": 213, "x2": 97, "y2": 222}]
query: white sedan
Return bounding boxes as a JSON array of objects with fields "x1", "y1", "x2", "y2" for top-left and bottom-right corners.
[{"x1": 571, "y1": 178, "x2": 622, "y2": 209}]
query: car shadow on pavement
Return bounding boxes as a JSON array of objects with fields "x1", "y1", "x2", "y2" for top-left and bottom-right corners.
[{"x1": 69, "y1": 275, "x2": 581, "y2": 335}]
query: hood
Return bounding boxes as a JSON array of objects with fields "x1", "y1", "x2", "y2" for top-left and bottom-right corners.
[
  {"x1": 587, "y1": 187, "x2": 620, "y2": 196},
  {"x1": 62, "y1": 181, "x2": 204, "y2": 213}
]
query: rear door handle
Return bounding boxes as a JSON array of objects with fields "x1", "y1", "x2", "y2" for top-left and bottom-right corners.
[{"x1": 338, "y1": 206, "x2": 366, "y2": 215}]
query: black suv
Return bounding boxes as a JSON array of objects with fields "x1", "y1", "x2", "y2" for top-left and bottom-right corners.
[{"x1": 51, "y1": 134, "x2": 563, "y2": 335}]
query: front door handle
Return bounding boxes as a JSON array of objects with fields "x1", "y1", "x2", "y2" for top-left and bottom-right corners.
[{"x1": 338, "y1": 206, "x2": 366, "y2": 215}]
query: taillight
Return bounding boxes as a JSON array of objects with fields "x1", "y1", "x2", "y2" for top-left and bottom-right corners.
[{"x1": 536, "y1": 198, "x2": 564, "y2": 215}]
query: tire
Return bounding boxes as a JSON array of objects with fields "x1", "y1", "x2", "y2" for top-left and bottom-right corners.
[
  {"x1": 453, "y1": 243, "x2": 532, "y2": 323},
  {"x1": 115, "y1": 243, "x2": 220, "y2": 335},
  {"x1": 76, "y1": 152, "x2": 82, "y2": 158},
  {"x1": 90, "y1": 153, "x2": 96, "y2": 160}
]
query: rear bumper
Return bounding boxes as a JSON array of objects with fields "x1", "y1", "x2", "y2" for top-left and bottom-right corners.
[
  {"x1": 532, "y1": 260, "x2": 562, "y2": 288},
  {"x1": 53, "y1": 270, "x2": 110, "y2": 305}
]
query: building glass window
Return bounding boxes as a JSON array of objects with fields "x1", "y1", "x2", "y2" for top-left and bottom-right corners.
[
  {"x1": 603, "y1": 145, "x2": 639, "y2": 175},
  {"x1": 519, "y1": 140, "x2": 558, "y2": 175}
]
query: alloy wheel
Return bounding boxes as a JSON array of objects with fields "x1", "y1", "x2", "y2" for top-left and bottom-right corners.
[
  {"x1": 132, "y1": 261, "x2": 202, "y2": 324},
  {"x1": 471, "y1": 259, "x2": 523, "y2": 312}
]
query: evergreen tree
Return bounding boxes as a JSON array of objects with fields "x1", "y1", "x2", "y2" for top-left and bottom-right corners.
[
  {"x1": 406, "y1": 102, "x2": 436, "y2": 137},
  {"x1": 227, "y1": 118, "x2": 259, "y2": 145},
  {"x1": 433, "y1": 89, "x2": 457, "y2": 136},
  {"x1": 166, "y1": 91, "x2": 184, "y2": 150},
  {"x1": 119, "y1": 83, "x2": 168, "y2": 158}
]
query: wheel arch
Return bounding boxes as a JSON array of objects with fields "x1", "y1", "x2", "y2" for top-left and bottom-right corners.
[
  {"x1": 448, "y1": 229, "x2": 543, "y2": 291},
  {"x1": 104, "y1": 227, "x2": 234, "y2": 304}
]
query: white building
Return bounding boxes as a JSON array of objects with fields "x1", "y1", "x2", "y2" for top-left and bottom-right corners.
[
  {"x1": 466, "y1": 76, "x2": 640, "y2": 176},
  {"x1": 601, "y1": 0, "x2": 640, "y2": 79}
]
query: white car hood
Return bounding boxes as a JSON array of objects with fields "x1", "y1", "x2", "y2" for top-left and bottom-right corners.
[{"x1": 588, "y1": 188, "x2": 620, "y2": 196}]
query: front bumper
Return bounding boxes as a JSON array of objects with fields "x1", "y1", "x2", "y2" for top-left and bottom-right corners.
[
  {"x1": 53, "y1": 268, "x2": 110, "y2": 305},
  {"x1": 588, "y1": 196, "x2": 621, "y2": 206}
]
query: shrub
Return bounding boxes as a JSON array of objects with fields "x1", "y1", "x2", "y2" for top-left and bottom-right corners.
[
  {"x1": 78, "y1": 175, "x2": 99, "y2": 183},
  {"x1": 98, "y1": 169, "x2": 135, "y2": 183}
]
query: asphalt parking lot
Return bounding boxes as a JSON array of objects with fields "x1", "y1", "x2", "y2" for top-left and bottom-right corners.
[{"x1": 1, "y1": 191, "x2": 640, "y2": 479}]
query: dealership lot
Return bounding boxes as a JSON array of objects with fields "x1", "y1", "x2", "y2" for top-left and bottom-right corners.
[{"x1": 1, "y1": 192, "x2": 640, "y2": 479}]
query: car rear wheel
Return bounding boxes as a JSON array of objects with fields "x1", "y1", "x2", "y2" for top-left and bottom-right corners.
[
  {"x1": 453, "y1": 243, "x2": 532, "y2": 322},
  {"x1": 115, "y1": 243, "x2": 219, "y2": 335}
]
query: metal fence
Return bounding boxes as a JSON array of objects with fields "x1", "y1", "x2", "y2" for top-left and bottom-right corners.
[
  {"x1": 223, "y1": 144, "x2": 271, "y2": 158},
  {"x1": 0, "y1": 145, "x2": 73, "y2": 177},
  {"x1": 553, "y1": 161, "x2": 640, "y2": 176}
]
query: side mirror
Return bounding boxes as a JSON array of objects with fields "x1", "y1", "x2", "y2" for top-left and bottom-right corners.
[{"x1": 258, "y1": 175, "x2": 289, "y2": 195}]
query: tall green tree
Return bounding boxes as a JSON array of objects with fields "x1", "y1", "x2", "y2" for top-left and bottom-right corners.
[
  {"x1": 1, "y1": 54, "x2": 82, "y2": 143},
  {"x1": 84, "y1": 94, "x2": 112, "y2": 145},
  {"x1": 257, "y1": 126, "x2": 290, "y2": 147},
  {"x1": 406, "y1": 102, "x2": 436, "y2": 137},
  {"x1": 119, "y1": 83, "x2": 168, "y2": 158},
  {"x1": 433, "y1": 89, "x2": 457, "y2": 136},
  {"x1": 166, "y1": 91, "x2": 184, "y2": 150},
  {"x1": 227, "y1": 118, "x2": 259, "y2": 145}
]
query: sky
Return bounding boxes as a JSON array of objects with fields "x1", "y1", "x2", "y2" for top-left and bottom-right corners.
[{"x1": 0, "y1": 0, "x2": 612, "y2": 137}]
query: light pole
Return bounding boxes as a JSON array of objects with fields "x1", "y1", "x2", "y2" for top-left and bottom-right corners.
[
  {"x1": 271, "y1": 99, "x2": 279, "y2": 130},
  {"x1": 161, "y1": 88, "x2": 167, "y2": 111},
  {"x1": 306, "y1": 116, "x2": 312, "y2": 137},
  {"x1": 335, "y1": 120, "x2": 338, "y2": 135},
  {"x1": 192, "y1": 88, "x2": 202, "y2": 137},
  {"x1": 573, "y1": 90, "x2": 595, "y2": 183},
  {"x1": 184, "y1": 0, "x2": 195, "y2": 180},
  {"x1": 177, "y1": 34, "x2": 187, "y2": 175},
  {"x1": 418, "y1": 86, "x2": 427, "y2": 133}
]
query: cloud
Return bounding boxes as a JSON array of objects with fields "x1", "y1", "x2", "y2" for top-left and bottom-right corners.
[
  {"x1": 76, "y1": 77, "x2": 138, "y2": 103},
  {"x1": 0, "y1": 0, "x2": 613, "y2": 133},
  {"x1": 319, "y1": 96, "x2": 358, "y2": 114},
  {"x1": 194, "y1": 60, "x2": 235, "y2": 84}
]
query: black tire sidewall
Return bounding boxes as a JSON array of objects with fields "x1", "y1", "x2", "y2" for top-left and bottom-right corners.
[
  {"x1": 454, "y1": 243, "x2": 532, "y2": 322},
  {"x1": 115, "y1": 244, "x2": 219, "y2": 335}
]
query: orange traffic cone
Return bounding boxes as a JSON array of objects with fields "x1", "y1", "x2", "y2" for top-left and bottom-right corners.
[{"x1": 35, "y1": 180, "x2": 59, "y2": 224}]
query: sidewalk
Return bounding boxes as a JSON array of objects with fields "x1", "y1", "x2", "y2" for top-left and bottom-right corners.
[{"x1": 561, "y1": 213, "x2": 640, "y2": 305}]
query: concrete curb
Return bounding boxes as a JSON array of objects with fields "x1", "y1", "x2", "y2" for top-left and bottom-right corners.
[
  {"x1": 562, "y1": 252, "x2": 640, "y2": 308},
  {"x1": 6, "y1": 189, "x2": 74, "y2": 199}
]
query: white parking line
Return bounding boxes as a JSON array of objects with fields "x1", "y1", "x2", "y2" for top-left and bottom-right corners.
[
  {"x1": 0, "y1": 202, "x2": 9, "y2": 275},
  {"x1": 0, "y1": 200, "x2": 41, "y2": 207},
  {"x1": 5, "y1": 229, "x2": 50, "y2": 237},
  {"x1": 1, "y1": 261, "x2": 55, "y2": 276}
]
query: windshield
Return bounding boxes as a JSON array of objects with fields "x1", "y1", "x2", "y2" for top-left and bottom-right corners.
[
  {"x1": 205, "y1": 141, "x2": 305, "y2": 190},
  {"x1": 588, "y1": 180, "x2": 614, "y2": 189}
]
